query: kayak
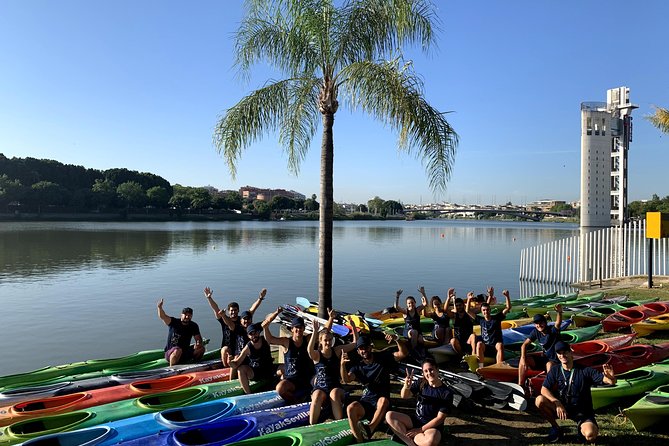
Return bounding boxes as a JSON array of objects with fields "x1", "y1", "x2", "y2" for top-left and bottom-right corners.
[
  {"x1": 0, "y1": 360, "x2": 223, "y2": 406},
  {"x1": 571, "y1": 299, "x2": 661, "y2": 328},
  {"x1": 0, "y1": 350, "x2": 222, "y2": 393},
  {"x1": 632, "y1": 314, "x2": 669, "y2": 337},
  {"x1": 17, "y1": 390, "x2": 284, "y2": 446},
  {"x1": 501, "y1": 320, "x2": 572, "y2": 345},
  {"x1": 215, "y1": 418, "x2": 353, "y2": 446},
  {"x1": 558, "y1": 324, "x2": 602, "y2": 344},
  {"x1": 0, "y1": 380, "x2": 254, "y2": 445},
  {"x1": 114, "y1": 402, "x2": 311, "y2": 446},
  {"x1": 602, "y1": 301, "x2": 669, "y2": 332},
  {"x1": 0, "y1": 368, "x2": 231, "y2": 427},
  {"x1": 623, "y1": 384, "x2": 669, "y2": 431},
  {"x1": 570, "y1": 334, "x2": 637, "y2": 355},
  {"x1": 591, "y1": 362, "x2": 669, "y2": 410}
]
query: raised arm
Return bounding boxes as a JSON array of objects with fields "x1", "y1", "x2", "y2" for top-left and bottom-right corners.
[
  {"x1": 157, "y1": 299, "x2": 171, "y2": 325},
  {"x1": 394, "y1": 289, "x2": 406, "y2": 314},
  {"x1": 417, "y1": 286, "x2": 428, "y2": 313},
  {"x1": 554, "y1": 304, "x2": 563, "y2": 330},
  {"x1": 204, "y1": 287, "x2": 223, "y2": 319},
  {"x1": 400, "y1": 368, "x2": 414, "y2": 399},
  {"x1": 501, "y1": 290, "x2": 512, "y2": 315},
  {"x1": 262, "y1": 307, "x2": 289, "y2": 348},
  {"x1": 340, "y1": 351, "x2": 356, "y2": 384},
  {"x1": 217, "y1": 308, "x2": 237, "y2": 330},
  {"x1": 602, "y1": 364, "x2": 616, "y2": 385},
  {"x1": 334, "y1": 318, "x2": 358, "y2": 356},
  {"x1": 486, "y1": 286, "x2": 496, "y2": 305},
  {"x1": 390, "y1": 333, "x2": 409, "y2": 361},
  {"x1": 248, "y1": 288, "x2": 267, "y2": 316},
  {"x1": 324, "y1": 308, "x2": 335, "y2": 331},
  {"x1": 308, "y1": 319, "x2": 321, "y2": 362},
  {"x1": 465, "y1": 292, "x2": 478, "y2": 319}
]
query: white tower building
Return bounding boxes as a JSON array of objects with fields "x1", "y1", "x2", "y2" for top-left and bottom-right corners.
[{"x1": 580, "y1": 87, "x2": 637, "y2": 229}]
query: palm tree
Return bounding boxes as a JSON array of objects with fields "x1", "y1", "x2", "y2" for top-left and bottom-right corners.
[
  {"x1": 214, "y1": 0, "x2": 458, "y2": 317},
  {"x1": 648, "y1": 106, "x2": 669, "y2": 134}
]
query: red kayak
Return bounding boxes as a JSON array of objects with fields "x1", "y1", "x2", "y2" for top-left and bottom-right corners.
[
  {"x1": 527, "y1": 343, "x2": 669, "y2": 396},
  {"x1": 570, "y1": 333, "x2": 637, "y2": 355},
  {"x1": 602, "y1": 302, "x2": 669, "y2": 332},
  {"x1": 0, "y1": 368, "x2": 230, "y2": 427}
]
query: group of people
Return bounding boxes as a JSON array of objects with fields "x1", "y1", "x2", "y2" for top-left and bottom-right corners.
[{"x1": 157, "y1": 286, "x2": 617, "y2": 445}]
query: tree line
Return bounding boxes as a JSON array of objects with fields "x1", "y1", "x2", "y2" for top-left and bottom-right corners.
[{"x1": 629, "y1": 194, "x2": 669, "y2": 218}]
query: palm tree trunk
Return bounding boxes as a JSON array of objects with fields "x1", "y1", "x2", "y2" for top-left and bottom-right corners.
[{"x1": 318, "y1": 112, "x2": 334, "y2": 318}]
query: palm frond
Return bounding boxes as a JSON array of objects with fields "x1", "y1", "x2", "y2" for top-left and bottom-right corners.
[
  {"x1": 647, "y1": 106, "x2": 669, "y2": 134},
  {"x1": 213, "y1": 79, "x2": 292, "y2": 178},
  {"x1": 334, "y1": 0, "x2": 438, "y2": 68},
  {"x1": 279, "y1": 78, "x2": 321, "y2": 174},
  {"x1": 340, "y1": 58, "x2": 458, "y2": 193}
]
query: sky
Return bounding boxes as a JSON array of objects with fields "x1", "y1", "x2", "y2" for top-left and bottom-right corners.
[{"x1": 1, "y1": 1, "x2": 667, "y2": 206}]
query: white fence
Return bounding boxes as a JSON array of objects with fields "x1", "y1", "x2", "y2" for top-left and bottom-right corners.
[{"x1": 519, "y1": 219, "x2": 668, "y2": 285}]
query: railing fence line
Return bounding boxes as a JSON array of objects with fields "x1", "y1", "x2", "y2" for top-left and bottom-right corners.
[{"x1": 519, "y1": 219, "x2": 668, "y2": 285}]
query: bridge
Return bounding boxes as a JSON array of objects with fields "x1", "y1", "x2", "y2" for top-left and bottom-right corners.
[{"x1": 406, "y1": 207, "x2": 570, "y2": 221}]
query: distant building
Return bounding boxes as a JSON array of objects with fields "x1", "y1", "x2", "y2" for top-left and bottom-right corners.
[
  {"x1": 527, "y1": 199, "x2": 566, "y2": 212},
  {"x1": 239, "y1": 186, "x2": 306, "y2": 202},
  {"x1": 580, "y1": 87, "x2": 637, "y2": 228}
]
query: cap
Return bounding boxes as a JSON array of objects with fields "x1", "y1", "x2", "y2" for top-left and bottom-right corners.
[
  {"x1": 290, "y1": 317, "x2": 305, "y2": 328},
  {"x1": 356, "y1": 336, "x2": 372, "y2": 349},
  {"x1": 182, "y1": 307, "x2": 193, "y2": 315},
  {"x1": 533, "y1": 314, "x2": 547, "y2": 324},
  {"x1": 240, "y1": 311, "x2": 252, "y2": 319},
  {"x1": 247, "y1": 322, "x2": 262, "y2": 334},
  {"x1": 554, "y1": 341, "x2": 571, "y2": 353}
]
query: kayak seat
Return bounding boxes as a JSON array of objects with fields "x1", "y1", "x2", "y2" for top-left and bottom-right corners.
[
  {"x1": 382, "y1": 307, "x2": 397, "y2": 315},
  {"x1": 16, "y1": 402, "x2": 46, "y2": 412},
  {"x1": 646, "y1": 395, "x2": 669, "y2": 405}
]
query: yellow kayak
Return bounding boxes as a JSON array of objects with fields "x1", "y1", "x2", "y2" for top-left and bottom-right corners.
[{"x1": 632, "y1": 314, "x2": 669, "y2": 337}]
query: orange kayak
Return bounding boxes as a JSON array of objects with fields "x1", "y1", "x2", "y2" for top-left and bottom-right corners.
[{"x1": 0, "y1": 368, "x2": 230, "y2": 427}]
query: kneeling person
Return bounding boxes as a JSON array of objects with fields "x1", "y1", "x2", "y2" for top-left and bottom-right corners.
[{"x1": 230, "y1": 322, "x2": 276, "y2": 394}]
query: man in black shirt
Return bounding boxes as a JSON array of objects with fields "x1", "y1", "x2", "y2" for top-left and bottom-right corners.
[{"x1": 157, "y1": 299, "x2": 204, "y2": 366}]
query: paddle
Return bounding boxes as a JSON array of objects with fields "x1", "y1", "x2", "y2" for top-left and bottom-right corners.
[
  {"x1": 402, "y1": 363, "x2": 473, "y2": 399},
  {"x1": 283, "y1": 304, "x2": 350, "y2": 337},
  {"x1": 295, "y1": 297, "x2": 383, "y2": 326}
]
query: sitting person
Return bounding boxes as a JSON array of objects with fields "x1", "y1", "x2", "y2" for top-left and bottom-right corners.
[
  {"x1": 386, "y1": 358, "x2": 454, "y2": 446},
  {"x1": 342, "y1": 334, "x2": 408, "y2": 443},
  {"x1": 157, "y1": 299, "x2": 204, "y2": 366},
  {"x1": 518, "y1": 304, "x2": 563, "y2": 387},
  {"x1": 229, "y1": 321, "x2": 277, "y2": 394},
  {"x1": 420, "y1": 289, "x2": 450, "y2": 345},
  {"x1": 468, "y1": 289, "x2": 511, "y2": 367},
  {"x1": 535, "y1": 341, "x2": 616, "y2": 443},
  {"x1": 307, "y1": 315, "x2": 358, "y2": 424},
  {"x1": 263, "y1": 308, "x2": 314, "y2": 403},
  {"x1": 447, "y1": 293, "x2": 474, "y2": 355},
  {"x1": 204, "y1": 287, "x2": 266, "y2": 367},
  {"x1": 395, "y1": 288, "x2": 427, "y2": 350}
]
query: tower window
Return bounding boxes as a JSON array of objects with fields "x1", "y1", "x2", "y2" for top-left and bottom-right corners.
[{"x1": 586, "y1": 117, "x2": 592, "y2": 135}]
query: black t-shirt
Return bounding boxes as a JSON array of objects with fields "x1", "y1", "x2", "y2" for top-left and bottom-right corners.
[
  {"x1": 543, "y1": 364, "x2": 605, "y2": 415},
  {"x1": 165, "y1": 317, "x2": 200, "y2": 351},
  {"x1": 410, "y1": 380, "x2": 453, "y2": 426},
  {"x1": 529, "y1": 325, "x2": 560, "y2": 360},
  {"x1": 475, "y1": 312, "x2": 505, "y2": 345},
  {"x1": 349, "y1": 350, "x2": 398, "y2": 402},
  {"x1": 452, "y1": 313, "x2": 473, "y2": 342}
]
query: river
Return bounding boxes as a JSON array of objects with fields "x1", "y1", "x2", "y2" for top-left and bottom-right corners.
[{"x1": 0, "y1": 219, "x2": 577, "y2": 375}]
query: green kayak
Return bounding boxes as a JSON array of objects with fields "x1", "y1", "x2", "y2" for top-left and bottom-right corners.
[
  {"x1": 0, "y1": 346, "x2": 219, "y2": 392},
  {"x1": 592, "y1": 362, "x2": 669, "y2": 409},
  {"x1": 226, "y1": 419, "x2": 353, "y2": 446},
  {"x1": 623, "y1": 384, "x2": 669, "y2": 431},
  {"x1": 0, "y1": 379, "x2": 254, "y2": 445},
  {"x1": 571, "y1": 299, "x2": 660, "y2": 328},
  {"x1": 559, "y1": 324, "x2": 602, "y2": 344}
]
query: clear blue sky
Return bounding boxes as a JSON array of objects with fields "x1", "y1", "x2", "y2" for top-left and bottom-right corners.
[{"x1": 1, "y1": 1, "x2": 667, "y2": 205}]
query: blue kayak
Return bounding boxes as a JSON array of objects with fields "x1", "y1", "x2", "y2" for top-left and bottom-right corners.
[
  {"x1": 19, "y1": 391, "x2": 285, "y2": 446},
  {"x1": 502, "y1": 319, "x2": 572, "y2": 344},
  {"x1": 120, "y1": 402, "x2": 310, "y2": 446}
]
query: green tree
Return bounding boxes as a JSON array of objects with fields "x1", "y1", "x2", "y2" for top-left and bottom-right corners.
[
  {"x1": 146, "y1": 186, "x2": 170, "y2": 208},
  {"x1": 169, "y1": 185, "x2": 193, "y2": 209},
  {"x1": 647, "y1": 106, "x2": 669, "y2": 134},
  {"x1": 92, "y1": 178, "x2": 117, "y2": 208},
  {"x1": 190, "y1": 188, "x2": 212, "y2": 210},
  {"x1": 252, "y1": 199, "x2": 271, "y2": 219},
  {"x1": 222, "y1": 191, "x2": 244, "y2": 210},
  {"x1": 214, "y1": 0, "x2": 458, "y2": 317},
  {"x1": 29, "y1": 181, "x2": 67, "y2": 209},
  {"x1": 269, "y1": 195, "x2": 294, "y2": 211},
  {"x1": 367, "y1": 196, "x2": 385, "y2": 215},
  {"x1": 0, "y1": 174, "x2": 25, "y2": 206},
  {"x1": 116, "y1": 181, "x2": 146, "y2": 208},
  {"x1": 304, "y1": 194, "x2": 320, "y2": 212},
  {"x1": 384, "y1": 199, "x2": 404, "y2": 215}
]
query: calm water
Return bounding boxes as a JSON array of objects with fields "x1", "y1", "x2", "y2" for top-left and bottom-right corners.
[{"x1": 0, "y1": 220, "x2": 577, "y2": 375}]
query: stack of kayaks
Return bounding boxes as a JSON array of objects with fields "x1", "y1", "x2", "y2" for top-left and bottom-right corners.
[
  {"x1": 602, "y1": 301, "x2": 669, "y2": 332},
  {"x1": 623, "y1": 383, "x2": 669, "y2": 431},
  {"x1": 0, "y1": 379, "x2": 258, "y2": 445},
  {"x1": 16, "y1": 391, "x2": 286, "y2": 446}
]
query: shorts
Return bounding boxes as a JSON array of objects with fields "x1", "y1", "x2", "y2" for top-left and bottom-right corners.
[
  {"x1": 165, "y1": 345, "x2": 195, "y2": 363},
  {"x1": 359, "y1": 393, "x2": 387, "y2": 420},
  {"x1": 533, "y1": 355, "x2": 558, "y2": 371},
  {"x1": 412, "y1": 414, "x2": 448, "y2": 436},
  {"x1": 567, "y1": 408, "x2": 597, "y2": 428},
  {"x1": 250, "y1": 363, "x2": 278, "y2": 381},
  {"x1": 474, "y1": 337, "x2": 500, "y2": 357},
  {"x1": 284, "y1": 376, "x2": 312, "y2": 401}
]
